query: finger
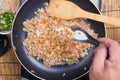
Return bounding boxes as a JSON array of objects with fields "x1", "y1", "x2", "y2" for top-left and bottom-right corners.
[
  {"x1": 98, "y1": 38, "x2": 120, "y2": 48},
  {"x1": 89, "y1": 64, "x2": 95, "y2": 80},
  {"x1": 98, "y1": 38, "x2": 120, "y2": 62},
  {"x1": 92, "y1": 45, "x2": 107, "y2": 70}
]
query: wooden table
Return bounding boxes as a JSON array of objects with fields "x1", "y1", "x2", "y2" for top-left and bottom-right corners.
[{"x1": 0, "y1": 0, "x2": 120, "y2": 79}]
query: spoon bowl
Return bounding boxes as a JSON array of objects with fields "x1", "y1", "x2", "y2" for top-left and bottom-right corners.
[{"x1": 71, "y1": 26, "x2": 99, "y2": 46}]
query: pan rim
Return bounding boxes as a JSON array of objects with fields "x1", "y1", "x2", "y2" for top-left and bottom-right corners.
[
  {"x1": 11, "y1": 0, "x2": 107, "y2": 80},
  {"x1": 12, "y1": 0, "x2": 45, "y2": 80}
]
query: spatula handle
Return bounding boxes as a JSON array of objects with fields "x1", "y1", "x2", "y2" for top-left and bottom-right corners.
[{"x1": 83, "y1": 11, "x2": 120, "y2": 27}]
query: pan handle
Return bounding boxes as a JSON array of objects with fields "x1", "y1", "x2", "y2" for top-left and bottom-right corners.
[{"x1": 0, "y1": 35, "x2": 9, "y2": 56}]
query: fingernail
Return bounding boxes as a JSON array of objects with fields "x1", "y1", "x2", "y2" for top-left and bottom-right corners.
[
  {"x1": 98, "y1": 38, "x2": 101, "y2": 42},
  {"x1": 99, "y1": 43, "x2": 105, "y2": 48},
  {"x1": 105, "y1": 60, "x2": 112, "y2": 67}
]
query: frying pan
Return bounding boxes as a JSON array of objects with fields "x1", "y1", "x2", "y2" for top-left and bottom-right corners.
[{"x1": 12, "y1": 0, "x2": 106, "y2": 80}]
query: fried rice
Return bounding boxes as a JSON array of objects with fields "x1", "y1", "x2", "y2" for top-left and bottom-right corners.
[{"x1": 23, "y1": 2, "x2": 97, "y2": 67}]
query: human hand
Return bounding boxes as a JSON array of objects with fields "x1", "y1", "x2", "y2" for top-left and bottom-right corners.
[{"x1": 89, "y1": 38, "x2": 120, "y2": 80}]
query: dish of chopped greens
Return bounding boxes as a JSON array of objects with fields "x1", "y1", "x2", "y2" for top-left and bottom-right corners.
[{"x1": 0, "y1": 12, "x2": 14, "y2": 30}]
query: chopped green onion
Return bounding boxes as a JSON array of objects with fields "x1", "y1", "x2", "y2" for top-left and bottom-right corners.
[{"x1": 0, "y1": 12, "x2": 14, "y2": 30}]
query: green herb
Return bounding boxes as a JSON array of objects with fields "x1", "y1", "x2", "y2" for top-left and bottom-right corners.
[{"x1": 0, "y1": 12, "x2": 14, "y2": 30}]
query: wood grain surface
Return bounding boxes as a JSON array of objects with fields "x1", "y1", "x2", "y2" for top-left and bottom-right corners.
[
  {"x1": 102, "y1": 0, "x2": 120, "y2": 42},
  {"x1": 0, "y1": 0, "x2": 120, "y2": 79}
]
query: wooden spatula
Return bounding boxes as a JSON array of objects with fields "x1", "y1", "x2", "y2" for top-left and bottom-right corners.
[{"x1": 49, "y1": 0, "x2": 120, "y2": 26}]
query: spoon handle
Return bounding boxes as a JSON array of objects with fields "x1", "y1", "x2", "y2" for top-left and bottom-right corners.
[
  {"x1": 87, "y1": 37, "x2": 99, "y2": 46},
  {"x1": 81, "y1": 11, "x2": 120, "y2": 27}
]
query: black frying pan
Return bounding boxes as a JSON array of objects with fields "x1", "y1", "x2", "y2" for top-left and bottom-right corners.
[{"x1": 12, "y1": 0, "x2": 106, "y2": 80}]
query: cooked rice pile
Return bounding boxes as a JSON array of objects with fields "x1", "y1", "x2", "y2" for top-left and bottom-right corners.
[{"x1": 23, "y1": 3, "x2": 97, "y2": 67}]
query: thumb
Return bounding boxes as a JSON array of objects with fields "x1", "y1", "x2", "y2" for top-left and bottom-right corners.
[{"x1": 92, "y1": 45, "x2": 107, "y2": 71}]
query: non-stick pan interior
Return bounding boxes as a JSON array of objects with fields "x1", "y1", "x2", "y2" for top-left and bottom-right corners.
[{"x1": 12, "y1": 0, "x2": 106, "y2": 80}]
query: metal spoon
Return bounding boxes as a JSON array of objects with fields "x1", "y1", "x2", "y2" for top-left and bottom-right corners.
[{"x1": 71, "y1": 27, "x2": 99, "y2": 46}]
